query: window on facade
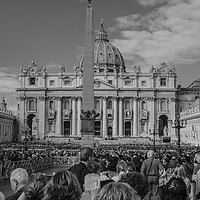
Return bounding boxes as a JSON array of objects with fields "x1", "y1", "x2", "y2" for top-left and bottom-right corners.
[
  {"x1": 95, "y1": 100, "x2": 100, "y2": 110},
  {"x1": 29, "y1": 99, "x2": 35, "y2": 111},
  {"x1": 124, "y1": 80, "x2": 132, "y2": 86},
  {"x1": 49, "y1": 80, "x2": 55, "y2": 86},
  {"x1": 63, "y1": 100, "x2": 70, "y2": 110},
  {"x1": 49, "y1": 100, "x2": 54, "y2": 109},
  {"x1": 64, "y1": 79, "x2": 71, "y2": 86},
  {"x1": 141, "y1": 101, "x2": 146, "y2": 110},
  {"x1": 160, "y1": 78, "x2": 167, "y2": 86},
  {"x1": 29, "y1": 78, "x2": 35, "y2": 85},
  {"x1": 107, "y1": 100, "x2": 112, "y2": 109},
  {"x1": 141, "y1": 81, "x2": 146, "y2": 87},
  {"x1": 125, "y1": 100, "x2": 130, "y2": 110},
  {"x1": 161, "y1": 101, "x2": 166, "y2": 111},
  {"x1": 108, "y1": 80, "x2": 113, "y2": 85}
]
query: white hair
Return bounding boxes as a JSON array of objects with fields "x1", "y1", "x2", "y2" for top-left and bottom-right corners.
[{"x1": 10, "y1": 168, "x2": 28, "y2": 184}]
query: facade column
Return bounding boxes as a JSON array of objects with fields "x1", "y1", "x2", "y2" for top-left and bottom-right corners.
[
  {"x1": 77, "y1": 97, "x2": 82, "y2": 137},
  {"x1": 149, "y1": 97, "x2": 155, "y2": 134},
  {"x1": 18, "y1": 96, "x2": 26, "y2": 141},
  {"x1": 133, "y1": 97, "x2": 138, "y2": 136},
  {"x1": 72, "y1": 97, "x2": 77, "y2": 136},
  {"x1": 38, "y1": 96, "x2": 46, "y2": 139},
  {"x1": 56, "y1": 97, "x2": 62, "y2": 136},
  {"x1": 113, "y1": 97, "x2": 118, "y2": 137},
  {"x1": 102, "y1": 97, "x2": 107, "y2": 138},
  {"x1": 119, "y1": 97, "x2": 123, "y2": 137}
]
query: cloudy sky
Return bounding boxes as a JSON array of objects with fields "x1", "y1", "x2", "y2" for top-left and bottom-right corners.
[{"x1": 0, "y1": 0, "x2": 200, "y2": 111}]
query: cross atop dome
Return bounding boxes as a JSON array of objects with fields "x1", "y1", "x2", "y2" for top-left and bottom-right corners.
[{"x1": 88, "y1": 0, "x2": 92, "y2": 7}]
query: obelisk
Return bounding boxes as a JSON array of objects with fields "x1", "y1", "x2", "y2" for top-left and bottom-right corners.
[{"x1": 81, "y1": 0, "x2": 95, "y2": 148}]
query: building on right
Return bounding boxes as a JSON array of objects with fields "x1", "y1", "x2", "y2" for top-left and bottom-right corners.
[{"x1": 178, "y1": 78, "x2": 200, "y2": 146}]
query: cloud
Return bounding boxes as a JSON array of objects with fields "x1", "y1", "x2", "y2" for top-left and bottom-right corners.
[
  {"x1": 111, "y1": 0, "x2": 200, "y2": 69},
  {"x1": 0, "y1": 68, "x2": 18, "y2": 92},
  {"x1": 137, "y1": 0, "x2": 168, "y2": 7}
]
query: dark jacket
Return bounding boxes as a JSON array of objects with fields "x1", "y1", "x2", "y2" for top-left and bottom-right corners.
[
  {"x1": 6, "y1": 187, "x2": 24, "y2": 200},
  {"x1": 69, "y1": 162, "x2": 89, "y2": 191}
]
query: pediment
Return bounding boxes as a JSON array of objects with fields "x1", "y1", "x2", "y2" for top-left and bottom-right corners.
[{"x1": 76, "y1": 78, "x2": 117, "y2": 89}]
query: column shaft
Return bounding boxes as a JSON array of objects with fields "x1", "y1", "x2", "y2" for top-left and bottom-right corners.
[
  {"x1": 113, "y1": 97, "x2": 118, "y2": 137},
  {"x1": 72, "y1": 97, "x2": 77, "y2": 136},
  {"x1": 56, "y1": 98, "x2": 62, "y2": 135},
  {"x1": 133, "y1": 98, "x2": 138, "y2": 136},
  {"x1": 119, "y1": 98, "x2": 123, "y2": 137},
  {"x1": 102, "y1": 97, "x2": 107, "y2": 138},
  {"x1": 77, "y1": 97, "x2": 82, "y2": 136}
]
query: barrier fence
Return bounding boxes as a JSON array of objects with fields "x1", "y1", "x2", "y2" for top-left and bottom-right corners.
[
  {"x1": 0, "y1": 156, "x2": 80, "y2": 180},
  {"x1": 0, "y1": 157, "x2": 55, "y2": 180}
]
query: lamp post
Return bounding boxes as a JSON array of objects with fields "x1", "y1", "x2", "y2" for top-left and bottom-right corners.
[
  {"x1": 149, "y1": 124, "x2": 158, "y2": 151},
  {"x1": 170, "y1": 114, "x2": 187, "y2": 154}
]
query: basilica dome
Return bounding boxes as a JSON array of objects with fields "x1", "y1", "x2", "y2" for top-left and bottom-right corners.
[{"x1": 77, "y1": 21, "x2": 126, "y2": 74}]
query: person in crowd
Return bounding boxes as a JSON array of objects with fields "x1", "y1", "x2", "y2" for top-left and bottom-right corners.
[
  {"x1": 190, "y1": 151, "x2": 200, "y2": 200},
  {"x1": 132, "y1": 153, "x2": 143, "y2": 172},
  {"x1": 126, "y1": 162, "x2": 136, "y2": 174},
  {"x1": 112, "y1": 160, "x2": 127, "y2": 182},
  {"x1": 106, "y1": 156, "x2": 118, "y2": 179},
  {"x1": 17, "y1": 172, "x2": 49, "y2": 200},
  {"x1": 183, "y1": 155, "x2": 194, "y2": 182},
  {"x1": 95, "y1": 182, "x2": 141, "y2": 200},
  {"x1": 141, "y1": 150, "x2": 164, "y2": 200},
  {"x1": 6, "y1": 168, "x2": 28, "y2": 200},
  {"x1": 162, "y1": 177, "x2": 188, "y2": 200},
  {"x1": 84, "y1": 160, "x2": 101, "y2": 192},
  {"x1": 0, "y1": 191, "x2": 5, "y2": 200},
  {"x1": 42, "y1": 170, "x2": 82, "y2": 200},
  {"x1": 173, "y1": 165, "x2": 191, "y2": 194},
  {"x1": 69, "y1": 147, "x2": 93, "y2": 191},
  {"x1": 120, "y1": 171, "x2": 148, "y2": 199}
]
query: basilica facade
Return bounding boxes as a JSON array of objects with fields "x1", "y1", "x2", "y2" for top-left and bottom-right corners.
[{"x1": 16, "y1": 23, "x2": 178, "y2": 143}]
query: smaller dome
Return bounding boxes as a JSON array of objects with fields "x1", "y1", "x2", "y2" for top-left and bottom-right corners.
[{"x1": 77, "y1": 20, "x2": 126, "y2": 74}]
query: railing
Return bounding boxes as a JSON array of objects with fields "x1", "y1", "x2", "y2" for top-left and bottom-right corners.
[
  {"x1": 0, "y1": 157, "x2": 55, "y2": 179},
  {"x1": 54, "y1": 156, "x2": 80, "y2": 166}
]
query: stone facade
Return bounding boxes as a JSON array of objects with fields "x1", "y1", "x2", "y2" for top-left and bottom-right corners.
[
  {"x1": 179, "y1": 79, "x2": 200, "y2": 146},
  {"x1": 0, "y1": 97, "x2": 17, "y2": 143},
  {"x1": 16, "y1": 60, "x2": 177, "y2": 142}
]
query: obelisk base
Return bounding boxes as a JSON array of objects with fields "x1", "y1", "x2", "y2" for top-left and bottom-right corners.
[{"x1": 81, "y1": 119, "x2": 94, "y2": 149}]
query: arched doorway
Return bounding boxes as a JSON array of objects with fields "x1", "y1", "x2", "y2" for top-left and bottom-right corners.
[
  {"x1": 158, "y1": 115, "x2": 168, "y2": 137},
  {"x1": 27, "y1": 114, "x2": 36, "y2": 140}
]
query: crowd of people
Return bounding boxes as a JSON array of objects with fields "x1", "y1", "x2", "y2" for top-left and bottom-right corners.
[{"x1": 0, "y1": 142, "x2": 200, "y2": 200}]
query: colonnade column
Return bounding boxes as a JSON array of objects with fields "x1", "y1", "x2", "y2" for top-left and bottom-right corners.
[
  {"x1": 72, "y1": 97, "x2": 77, "y2": 136},
  {"x1": 102, "y1": 97, "x2": 107, "y2": 138},
  {"x1": 113, "y1": 97, "x2": 118, "y2": 137},
  {"x1": 56, "y1": 97, "x2": 62, "y2": 136},
  {"x1": 119, "y1": 97, "x2": 123, "y2": 137},
  {"x1": 133, "y1": 97, "x2": 138, "y2": 136},
  {"x1": 77, "y1": 97, "x2": 82, "y2": 136}
]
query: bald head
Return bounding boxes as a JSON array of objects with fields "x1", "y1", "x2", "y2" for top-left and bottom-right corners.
[
  {"x1": 10, "y1": 168, "x2": 28, "y2": 192},
  {"x1": 147, "y1": 150, "x2": 154, "y2": 158}
]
